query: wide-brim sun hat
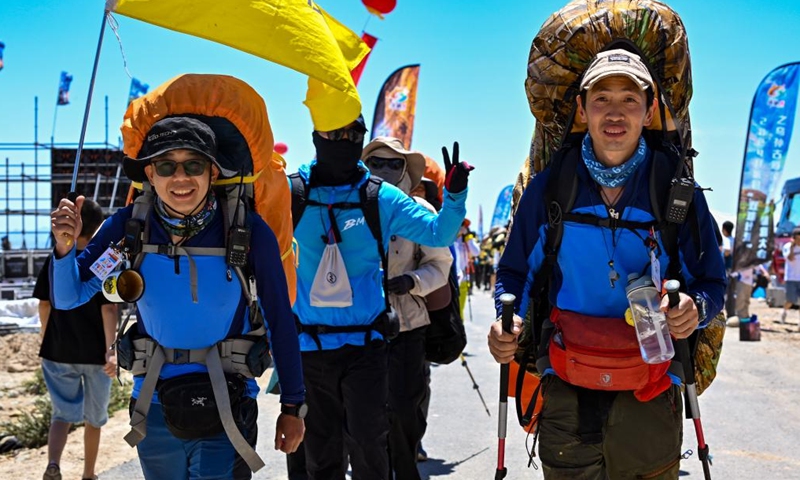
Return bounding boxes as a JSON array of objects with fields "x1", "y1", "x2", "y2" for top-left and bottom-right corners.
[{"x1": 361, "y1": 136, "x2": 426, "y2": 190}]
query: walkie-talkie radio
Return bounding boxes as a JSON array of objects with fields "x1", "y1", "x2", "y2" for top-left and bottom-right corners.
[
  {"x1": 123, "y1": 219, "x2": 143, "y2": 255},
  {"x1": 665, "y1": 177, "x2": 695, "y2": 224},
  {"x1": 227, "y1": 226, "x2": 251, "y2": 267}
]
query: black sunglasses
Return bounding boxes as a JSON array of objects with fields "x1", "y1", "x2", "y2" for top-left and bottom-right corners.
[
  {"x1": 325, "y1": 127, "x2": 365, "y2": 143},
  {"x1": 152, "y1": 159, "x2": 209, "y2": 177},
  {"x1": 366, "y1": 156, "x2": 405, "y2": 171}
]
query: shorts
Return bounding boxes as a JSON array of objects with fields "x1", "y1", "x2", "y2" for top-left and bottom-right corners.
[
  {"x1": 41, "y1": 358, "x2": 111, "y2": 427},
  {"x1": 785, "y1": 281, "x2": 800, "y2": 305}
]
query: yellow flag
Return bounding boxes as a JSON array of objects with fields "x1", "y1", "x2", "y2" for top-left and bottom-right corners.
[
  {"x1": 304, "y1": 6, "x2": 366, "y2": 132},
  {"x1": 108, "y1": 0, "x2": 369, "y2": 98}
]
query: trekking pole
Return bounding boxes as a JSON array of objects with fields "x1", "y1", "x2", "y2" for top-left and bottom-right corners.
[
  {"x1": 495, "y1": 293, "x2": 515, "y2": 480},
  {"x1": 665, "y1": 280, "x2": 712, "y2": 480},
  {"x1": 459, "y1": 353, "x2": 490, "y2": 416},
  {"x1": 467, "y1": 273, "x2": 474, "y2": 322}
]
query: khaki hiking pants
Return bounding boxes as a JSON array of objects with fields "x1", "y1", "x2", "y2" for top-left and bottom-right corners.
[{"x1": 538, "y1": 375, "x2": 683, "y2": 480}]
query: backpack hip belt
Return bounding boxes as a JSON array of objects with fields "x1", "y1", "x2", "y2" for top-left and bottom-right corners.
[
  {"x1": 127, "y1": 331, "x2": 266, "y2": 378},
  {"x1": 123, "y1": 323, "x2": 268, "y2": 472},
  {"x1": 296, "y1": 309, "x2": 399, "y2": 351}
]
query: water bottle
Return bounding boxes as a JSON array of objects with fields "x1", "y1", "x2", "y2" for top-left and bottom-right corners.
[{"x1": 625, "y1": 273, "x2": 675, "y2": 364}]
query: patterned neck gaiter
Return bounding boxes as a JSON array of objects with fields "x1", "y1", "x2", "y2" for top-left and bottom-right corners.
[
  {"x1": 155, "y1": 191, "x2": 217, "y2": 239},
  {"x1": 582, "y1": 134, "x2": 647, "y2": 188}
]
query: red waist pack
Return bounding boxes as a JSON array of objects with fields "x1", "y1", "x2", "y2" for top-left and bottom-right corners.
[{"x1": 548, "y1": 308, "x2": 671, "y2": 401}]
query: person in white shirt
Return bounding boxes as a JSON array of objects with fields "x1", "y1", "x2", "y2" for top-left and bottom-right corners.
[{"x1": 781, "y1": 228, "x2": 800, "y2": 326}]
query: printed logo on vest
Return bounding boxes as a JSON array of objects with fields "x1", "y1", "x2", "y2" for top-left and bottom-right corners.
[{"x1": 342, "y1": 216, "x2": 365, "y2": 232}]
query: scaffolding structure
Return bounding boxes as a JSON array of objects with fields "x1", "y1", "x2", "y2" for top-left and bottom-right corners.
[{"x1": 1, "y1": 96, "x2": 129, "y2": 285}]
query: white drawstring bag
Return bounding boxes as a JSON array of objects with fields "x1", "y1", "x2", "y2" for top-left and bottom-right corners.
[{"x1": 310, "y1": 241, "x2": 353, "y2": 307}]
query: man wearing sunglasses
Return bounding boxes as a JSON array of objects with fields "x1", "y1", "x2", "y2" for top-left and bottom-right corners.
[
  {"x1": 49, "y1": 116, "x2": 305, "y2": 479},
  {"x1": 290, "y1": 116, "x2": 473, "y2": 479}
]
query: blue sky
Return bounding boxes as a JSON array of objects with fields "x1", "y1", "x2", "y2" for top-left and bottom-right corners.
[{"x1": 2, "y1": 0, "x2": 800, "y2": 247}]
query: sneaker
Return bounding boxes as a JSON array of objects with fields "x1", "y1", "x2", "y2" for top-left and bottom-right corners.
[
  {"x1": 42, "y1": 463, "x2": 61, "y2": 480},
  {"x1": 417, "y1": 444, "x2": 428, "y2": 462},
  {"x1": 726, "y1": 316, "x2": 740, "y2": 327},
  {"x1": 780, "y1": 311, "x2": 787, "y2": 324}
]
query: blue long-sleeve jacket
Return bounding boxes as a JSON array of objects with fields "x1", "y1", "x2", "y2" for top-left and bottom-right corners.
[
  {"x1": 50, "y1": 205, "x2": 305, "y2": 405},
  {"x1": 292, "y1": 162, "x2": 467, "y2": 351},
  {"x1": 495, "y1": 151, "x2": 726, "y2": 325}
]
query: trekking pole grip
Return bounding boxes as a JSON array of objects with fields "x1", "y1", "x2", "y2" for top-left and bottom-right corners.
[
  {"x1": 665, "y1": 279, "x2": 681, "y2": 309},
  {"x1": 500, "y1": 294, "x2": 515, "y2": 334},
  {"x1": 665, "y1": 280, "x2": 694, "y2": 385}
]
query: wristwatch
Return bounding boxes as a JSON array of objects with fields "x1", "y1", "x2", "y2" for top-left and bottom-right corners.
[
  {"x1": 281, "y1": 402, "x2": 308, "y2": 419},
  {"x1": 692, "y1": 294, "x2": 709, "y2": 325}
]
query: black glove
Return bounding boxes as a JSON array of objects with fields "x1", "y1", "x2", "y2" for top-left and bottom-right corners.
[
  {"x1": 387, "y1": 275, "x2": 415, "y2": 295},
  {"x1": 442, "y1": 142, "x2": 474, "y2": 194}
]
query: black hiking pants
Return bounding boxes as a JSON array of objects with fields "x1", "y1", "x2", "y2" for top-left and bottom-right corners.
[
  {"x1": 388, "y1": 327, "x2": 428, "y2": 480},
  {"x1": 302, "y1": 342, "x2": 390, "y2": 480}
]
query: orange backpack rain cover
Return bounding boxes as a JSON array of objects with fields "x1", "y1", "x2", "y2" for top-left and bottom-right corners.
[{"x1": 120, "y1": 73, "x2": 297, "y2": 304}]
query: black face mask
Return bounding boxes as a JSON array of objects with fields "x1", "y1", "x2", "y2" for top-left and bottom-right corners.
[{"x1": 311, "y1": 132, "x2": 364, "y2": 186}]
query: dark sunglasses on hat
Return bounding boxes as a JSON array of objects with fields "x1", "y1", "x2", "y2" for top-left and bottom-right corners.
[
  {"x1": 366, "y1": 156, "x2": 405, "y2": 171},
  {"x1": 152, "y1": 159, "x2": 210, "y2": 177}
]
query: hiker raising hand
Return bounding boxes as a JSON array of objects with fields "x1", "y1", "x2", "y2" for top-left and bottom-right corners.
[
  {"x1": 288, "y1": 116, "x2": 472, "y2": 479},
  {"x1": 51, "y1": 194, "x2": 85, "y2": 255},
  {"x1": 442, "y1": 141, "x2": 474, "y2": 194}
]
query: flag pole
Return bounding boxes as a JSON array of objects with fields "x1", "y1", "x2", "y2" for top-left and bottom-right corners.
[
  {"x1": 69, "y1": 10, "x2": 109, "y2": 194},
  {"x1": 51, "y1": 100, "x2": 58, "y2": 147}
]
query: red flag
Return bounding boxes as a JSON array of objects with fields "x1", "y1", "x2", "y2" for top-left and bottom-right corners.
[{"x1": 351, "y1": 33, "x2": 378, "y2": 86}]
